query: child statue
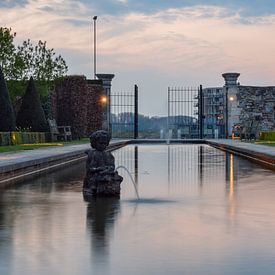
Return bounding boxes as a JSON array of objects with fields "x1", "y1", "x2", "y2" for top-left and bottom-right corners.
[{"x1": 83, "y1": 130, "x2": 123, "y2": 198}]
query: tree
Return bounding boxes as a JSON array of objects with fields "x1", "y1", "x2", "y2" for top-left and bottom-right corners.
[
  {"x1": 0, "y1": 27, "x2": 68, "y2": 81},
  {"x1": 16, "y1": 39, "x2": 68, "y2": 81},
  {"x1": 0, "y1": 66, "x2": 16, "y2": 131},
  {"x1": 16, "y1": 77, "x2": 48, "y2": 132},
  {"x1": 0, "y1": 27, "x2": 16, "y2": 79}
]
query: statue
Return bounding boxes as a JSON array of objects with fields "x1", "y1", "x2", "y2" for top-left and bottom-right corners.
[{"x1": 83, "y1": 130, "x2": 123, "y2": 199}]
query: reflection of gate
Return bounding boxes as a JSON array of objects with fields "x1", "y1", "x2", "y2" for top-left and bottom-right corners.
[
  {"x1": 168, "y1": 86, "x2": 204, "y2": 139},
  {"x1": 111, "y1": 85, "x2": 138, "y2": 139}
]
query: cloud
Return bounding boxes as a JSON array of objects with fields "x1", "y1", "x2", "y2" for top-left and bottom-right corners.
[
  {"x1": 0, "y1": 0, "x2": 28, "y2": 8},
  {"x1": 73, "y1": 0, "x2": 275, "y2": 17}
]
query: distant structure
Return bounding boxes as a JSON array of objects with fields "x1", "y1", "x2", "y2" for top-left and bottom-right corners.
[
  {"x1": 203, "y1": 73, "x2": 275, "y2": 138},
  {"x1": 203, "y1": 86, "x2": 224, "y2": 138}
]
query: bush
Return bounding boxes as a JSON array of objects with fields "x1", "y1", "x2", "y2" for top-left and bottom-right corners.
[
  {"x1": 0, "y1": 132, "x2": 12, "y2": 145},
  {"x1": 0, "y1": 66, "x2": 16, "y2": 131},
  {"x1": 16, "y1": 77, "x2": 48, "y2": 132},
  {"x1": 259, "y1": 131, "x2": 275, "y2": 141},
  {"x1": 0, "y1": 132, "x2": 48, "y2": 146}
]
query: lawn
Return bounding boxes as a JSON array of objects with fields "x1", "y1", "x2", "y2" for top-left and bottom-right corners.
[
  {"x1": 253, "y1": 141, "x2": 275, "y2": 146},
  {"x1": 0, "y1": 139, "x2": 89, "y2": 153}
]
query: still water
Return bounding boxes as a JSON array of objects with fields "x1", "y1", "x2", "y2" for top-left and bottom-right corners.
[{"x1": 1, "y1": 144, "x2": 275, "y2": 275}]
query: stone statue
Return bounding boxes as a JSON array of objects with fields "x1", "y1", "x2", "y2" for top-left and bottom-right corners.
[{"x1": 83, "y1": 130, "x2": 123, "y2": 198}]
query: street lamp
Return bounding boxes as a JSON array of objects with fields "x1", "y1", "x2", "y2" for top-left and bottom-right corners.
[
  {"x1": 100, "y1": 95, "x2": 107, "y2": 104},
  {"x1": 93, "y1": 16, "x2": 97, "y2": 79}
]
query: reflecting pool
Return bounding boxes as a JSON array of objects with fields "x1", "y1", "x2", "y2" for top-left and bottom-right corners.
[{"x1": 1, "y1": 144, "x2": 275, "y2": 274}]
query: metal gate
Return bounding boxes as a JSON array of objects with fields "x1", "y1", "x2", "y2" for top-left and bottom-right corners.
[
  {"x1": 111, "y1": 85, "x2": 138, "y2": 139},
  {"x1": 168, "y1": 86, "x2": 203, "y2": 139}
]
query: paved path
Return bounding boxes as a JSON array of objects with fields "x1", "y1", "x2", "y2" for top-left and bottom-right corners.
[
  {"x1": 207, "y1": 139, "x2": 275, "y2": 167},
  {"x1": 207, "y1": 139, "x2": 275, "y2": 157},
  {"x1": 0, "y1": 140, "x2": 128, "y2": 179},
  {"x1": 0, "y1": 144, "x2": 90, "y2": 169}
]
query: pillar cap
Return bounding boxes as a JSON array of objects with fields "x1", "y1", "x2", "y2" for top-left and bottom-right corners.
[
  {"x1": 96, "y1": 74, "x2": 115, "y2": 80},
  {"x1": 222, "y1": 72, "x2": 240, "y2": 86}
]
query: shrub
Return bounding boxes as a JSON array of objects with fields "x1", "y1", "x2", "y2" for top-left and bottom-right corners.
[
  {"x1": 0, "y1": 66, "x2": 16, "y2": 131},
  {"x1": 259, "y1": 131, "x2": 275, "y2": 141},
  {"x1": 16, "y1": 77, "x2": 48, "y2": 132}
]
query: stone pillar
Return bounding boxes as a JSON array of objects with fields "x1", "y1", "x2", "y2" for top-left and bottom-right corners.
[
  {"x1": 222, "y1": 73, "x2": 240, "y2": 137},
  {"x1": 86, "y1": 79, "x2": 104, "y2": 135},
  {"x1": 96, "y1": 74, "x2": 115, "y2": 135}
]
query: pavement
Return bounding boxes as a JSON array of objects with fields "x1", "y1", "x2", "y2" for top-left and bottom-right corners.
[
  {"x1": 0, "y1": 140, "x2": 128, "y2": 182},
  {"x1": 0, "y1": 144, "x2": 90, "y2": 169},
  {"x1": 206, "y1": 139, "x2": 275, "y2": 167}
]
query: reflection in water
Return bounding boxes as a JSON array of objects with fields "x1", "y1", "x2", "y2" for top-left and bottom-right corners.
[
  {"x1": 0, "y1": 145, "x2": 275, "y2": 274},
  {"x1": 86, "y1": 198, "x2": 120, "y2": 273},
  {"x1": 226, "y1": 153, "x2": 237, "y2": 221},
  {"x1": 113, "y1": 145, "x2": 139, "y2": 198},
  {"x1": 134, "y1": 146, "x2": 138, "y2": 185},
  {"x1": 167, "y1": 144, "x2": 226, "y2": 194}
]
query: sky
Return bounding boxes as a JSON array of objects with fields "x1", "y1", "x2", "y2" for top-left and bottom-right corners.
[{"x1": 1, "y1": 0, "x2": 275, "y2": 116}]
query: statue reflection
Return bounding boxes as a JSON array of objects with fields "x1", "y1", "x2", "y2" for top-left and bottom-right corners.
[{"x1": 86, "y1": 198, "x2": 120, "y2": 272}]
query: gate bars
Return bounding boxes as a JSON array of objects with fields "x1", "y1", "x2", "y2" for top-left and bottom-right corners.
[
  {"x1": 168, "y1": 85, "x2": 204, "y2": 139},
  {"x1": 110, "y1": 85, "x2": 138, "y2": 139}
]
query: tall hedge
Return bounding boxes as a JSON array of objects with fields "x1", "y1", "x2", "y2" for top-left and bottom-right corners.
[
  {"x1": 52, "y1": 76, "x2": 88, "y2": 138},
  {"x1": 16, "y1": 76, "x2": 48, "y2": 131},
  {"x1": 0, "y1": 66, "x2": 16, "y2": 131}
]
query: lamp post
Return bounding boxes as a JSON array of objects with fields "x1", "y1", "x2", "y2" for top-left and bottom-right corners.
[{"x1": 93, "y1": 16, "x2": 97, "y2": 79}]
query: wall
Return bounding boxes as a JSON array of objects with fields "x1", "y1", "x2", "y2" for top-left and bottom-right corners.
[
  {"x1": 237, "y1": 86, "x2": 275, "y2": 135},
  {"x1": 52, "y1": 76, "x2": 104, "y2": 138}
]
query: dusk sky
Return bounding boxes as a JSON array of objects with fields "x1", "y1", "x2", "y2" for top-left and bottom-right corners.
[{"x1": 1, "y1": 0, "x2": 275, "y2": 115}]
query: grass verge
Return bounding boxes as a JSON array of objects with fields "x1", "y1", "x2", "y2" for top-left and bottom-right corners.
[
  {"x1": 252, "y1": 141, "x2": 275, "y2": 146},
  {"x1": 0, "y1": 139, "x2": 89, "y2": 153}
]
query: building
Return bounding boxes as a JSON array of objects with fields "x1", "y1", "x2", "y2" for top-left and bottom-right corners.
[
  {"x1": 203, "y1": 87, "x2": 225, "y2": 138},
  {"x1": 203, "y1": 73, "x2": 275, "y2": 138}
]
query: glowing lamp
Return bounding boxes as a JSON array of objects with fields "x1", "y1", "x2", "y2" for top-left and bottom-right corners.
[
  {"x1": 100, "y1": 96, "x2": 107, "y2": 104},
  {"x1": 229, "y1": 96, "x2": 234, "y2": 101}
]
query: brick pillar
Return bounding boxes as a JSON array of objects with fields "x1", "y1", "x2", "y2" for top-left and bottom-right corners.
[{"x1": 86, "y1": 79, "x2": 104, "y2": 135}]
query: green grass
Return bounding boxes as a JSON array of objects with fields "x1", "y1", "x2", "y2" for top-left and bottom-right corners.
[
  {"x1": 252, "y1": 141, "x2": 275, "y2": 146},
  {"x1": 0, "y1": 138, "x2": 89, "y2": 153}
]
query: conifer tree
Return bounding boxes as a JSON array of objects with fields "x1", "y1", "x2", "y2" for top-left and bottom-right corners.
[
  {"x1": 0, "y1": 66, "x2": 15, "y2": 131},
  {"x1": 16, "y1": 77, "x2": 48, "y2": 132}
]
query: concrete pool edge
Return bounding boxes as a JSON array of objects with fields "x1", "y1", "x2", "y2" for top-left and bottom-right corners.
[
  {"x1": 0, "y1": 140, "x2": 128, "y2": 186},
  {"x1": 1, "y1": 139, "x2": 275, "y2": 186},
  {"x1": 206, "y1": 139, "x2": 275, "y2": 170}
]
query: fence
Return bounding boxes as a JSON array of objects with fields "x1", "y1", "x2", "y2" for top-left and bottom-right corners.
[
  {"x1": 111, "y1": 85, "x2": 138, "y2": 139},
  {"x1": 168, "y1": 86, "x2": 204, "y2": 139}
]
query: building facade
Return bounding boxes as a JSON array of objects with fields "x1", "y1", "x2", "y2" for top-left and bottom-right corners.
[{"x1": 203, "y1": 73, "x2": 275, "y2": 138}]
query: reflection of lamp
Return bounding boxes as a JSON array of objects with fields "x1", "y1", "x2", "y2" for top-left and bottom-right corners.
[
  {"x1": 229, "y1": 96, "x2": 234, "y2": 101},
  {"x1": 229, "y1": 154, "x2": 234, "y2": 198}
]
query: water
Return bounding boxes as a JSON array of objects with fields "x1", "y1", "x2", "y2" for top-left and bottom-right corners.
[
  {"x1": 115, "y1": 165, "x2": 139, "y2": 199},
  {"x1": 1, "y1": 144, "x2": 275, "y2": 274}
]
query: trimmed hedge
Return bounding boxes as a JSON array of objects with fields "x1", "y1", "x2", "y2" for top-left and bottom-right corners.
[
  {"x1": 259, "y1": 131, "x2": 275, "y2": 141},
  {"x1": 0, "y1": 132, "x2": 48, "y2": 146},
  {"x1": 0, "y1": 132, "x2": 12, "y2": 145}
]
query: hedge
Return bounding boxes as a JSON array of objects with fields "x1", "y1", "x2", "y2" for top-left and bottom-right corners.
[
  {"x1": 259, "y1": 131, "x2": 275, "y2": 141},
  {"x1": 0, "y1": 132, "x2": 49, "y2": 146}
]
